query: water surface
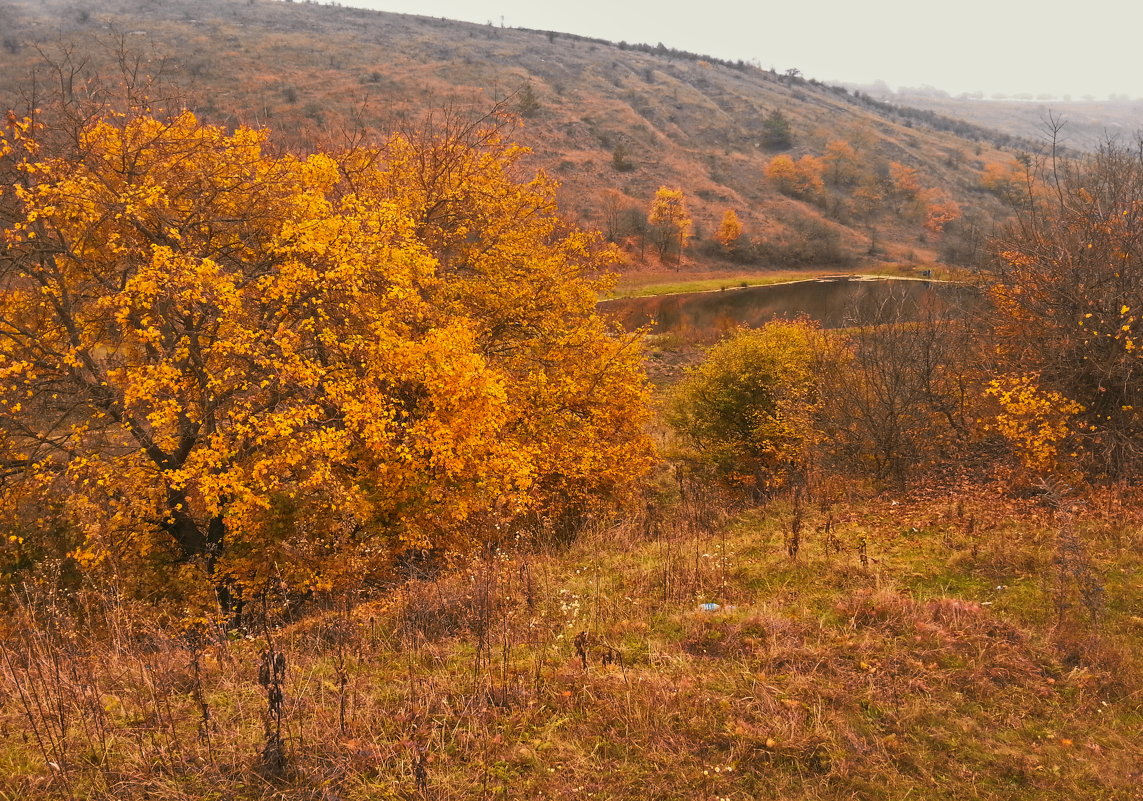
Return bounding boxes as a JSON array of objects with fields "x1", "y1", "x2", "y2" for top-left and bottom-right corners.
[{"x1": 600, "y1": 276, "x2": 977, "y2": 333}]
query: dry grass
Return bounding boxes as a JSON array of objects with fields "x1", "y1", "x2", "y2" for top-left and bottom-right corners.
[
  {"x1": 2, "y1": 479, "x2": 1140, "y2": 800},
  {"x1": 0, "y1": 0, "x2": 1017, "y2": 276}
]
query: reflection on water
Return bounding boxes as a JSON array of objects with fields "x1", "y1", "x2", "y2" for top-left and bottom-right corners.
[{"x1": 599, "y1": 276, "x2": 978, "y2": 333}]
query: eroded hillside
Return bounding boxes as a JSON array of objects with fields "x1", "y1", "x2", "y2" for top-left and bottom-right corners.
[{"x1": 0, "y1": 0, "x2": 1037, "y2": 271}]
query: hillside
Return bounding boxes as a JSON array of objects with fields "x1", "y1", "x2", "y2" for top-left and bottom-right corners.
[
  {"x1": 854, "y1": 87, "x2": 1143, "y2": 153},
  {"x1": 0, "y1": 0, "x2": 1042, "y2": 273}
]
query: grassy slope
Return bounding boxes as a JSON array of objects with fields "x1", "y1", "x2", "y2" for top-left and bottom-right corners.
[
  {"x1": 2, "y1": 483, "x2": 1140, "y2": 800},
  {"x1": 0, "y1": 0, "x2": 1022, "y2": 273}
]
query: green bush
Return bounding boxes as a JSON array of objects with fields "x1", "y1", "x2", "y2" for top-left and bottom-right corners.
[{"x1": 666, "y1": 319, "x2": 840, "y2": 493}]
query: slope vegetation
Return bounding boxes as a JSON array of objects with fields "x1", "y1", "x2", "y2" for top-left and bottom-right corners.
[{"x1": 0, "y1": 0, "x2": 1031, "y2": 271}]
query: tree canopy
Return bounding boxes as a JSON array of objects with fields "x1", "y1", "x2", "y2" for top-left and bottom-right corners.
[{"x1": 0, "y1": 107, "x2": 652, "y2": 602}]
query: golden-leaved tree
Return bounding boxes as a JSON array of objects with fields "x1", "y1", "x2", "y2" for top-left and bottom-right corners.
[
  {"x1": 714, "y1": 209, "x2": 743, "y2": 250},
  {"x1": 822, "y1": 139, "x2": 863, "y2": 187},
  {"x1": 765, "y1": 154, "x2": 825, "y2": 201},
  {"x1": 0, "y1": 107, "x2": 652, "y2": 602},
  {"x1": 647, "y1": 186, "x2": 691, "y2": 265}
]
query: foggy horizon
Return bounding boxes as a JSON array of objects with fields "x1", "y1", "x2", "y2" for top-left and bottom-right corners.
[{"x1": 337, "y1": 0, "x2": 1143, "y2": 102}]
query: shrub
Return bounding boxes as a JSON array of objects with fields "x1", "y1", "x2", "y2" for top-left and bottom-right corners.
[
  {"x1": 666, "y1": 319, "x2": 842, "y2": 493},
  {"x1": 990, "y1": 139, "x2": 1143, "y2": 476},
  {"x1": 817, "y1": 298, "x2": 980, "y2": 488}
]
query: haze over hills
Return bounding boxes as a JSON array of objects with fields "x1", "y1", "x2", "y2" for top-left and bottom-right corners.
[
  {"x1": 849, "y1": 84, "x2": 1143, "y2": 153},
  {"x1": 0, "y1": 0, "x2": 1130, "y2": 271}
]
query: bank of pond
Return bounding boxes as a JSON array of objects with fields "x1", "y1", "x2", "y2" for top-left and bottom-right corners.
[{"x1": 599, "y1": 275, "x2": 979, "y2": 334}]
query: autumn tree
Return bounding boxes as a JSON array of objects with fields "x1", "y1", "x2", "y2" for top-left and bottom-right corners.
[
  {"x1": 847, "y1": 174, "x2": 887, "y2": 255},
  {"x1": 921, "y1": 188, "x2": 963, "y2": 235},
  {"x1": 0, "y1": 105, "x2": 653, "y2": 601},
  {"x1": 795, "y1": 155, "x2": 826, "y2": 198},
  {"x1": 765, "y1": 154, "x2": 824, "y2": 201},
  {"x1": 990, "y1": 139, "x2": 1143, "y2": 475},
  {"x1": 980, "y1": 159, "x2": 1030, "y2": 205},
  {"x1": 667, "y1": 319, "x2": 843, "y2": 494},
  {"x1": 880, "y1": 162, "x2": 961, "y2": 235},
  {"x1": 648, "y1": 186, "x2": 692, "y2": 266},
  {"x1": 366, "y1": 111, "x2": 654, "y2": 539},
  {"x1": 765, "y1": 154, "x2": 798, "y2": 192},
  {"x1": 822, "y1": 139, "x2": 863, "y2": 187},
  {"x1": 714, "y1": 208, "x2": 743, "y2": 250},
  {"x1": 886, "y1": 161, "x2": 923, "y2": 214}
]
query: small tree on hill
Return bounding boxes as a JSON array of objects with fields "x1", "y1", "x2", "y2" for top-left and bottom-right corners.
[
  {"x1": 648, "y1": 186, "x2": 692, "y2": 266},
  {"x1": 714, "y1": 209, "x2": 743, "y2": 250},
  {"x1": 766, "y1": 154, "x2": 825, "y2": 201},
  {"x1": 600, "y1": 188, "x2": 633, "y2": 242},
  {"x1": 887, "y1": 161, "x2": 923, "y2": 214},
  {"x1": 611, "y1": 143, "x2": 635, "y2": 172},
  {"x1": 515, "y1": 81, "x2": 541, "y2": 117},
  {"x1": 921, "y1": 189, "x2": 962, "y2": 235},
  {"x1": 980, "y1": 158, "x2": 1036, "y2": 209},
  {"x1": 761, "y1": 109, "x2": 792, "y2": 148},
  {"x1": 823, "y1": 139, "x2": 863, "y2": 186}
]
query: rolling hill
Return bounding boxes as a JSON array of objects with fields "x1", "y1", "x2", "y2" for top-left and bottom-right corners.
[{"x1": 0, "y1": 0, "x2": 1049, "y2": 274}]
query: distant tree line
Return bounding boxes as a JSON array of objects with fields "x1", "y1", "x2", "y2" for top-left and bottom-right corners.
[{"x1": 520, "y1": 26, "x2": 756, "y2": 73}]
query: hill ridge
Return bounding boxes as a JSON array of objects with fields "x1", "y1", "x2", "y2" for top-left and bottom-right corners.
[{"x1": 0, "y1": 0, "x2": 1039, "y2": 268}]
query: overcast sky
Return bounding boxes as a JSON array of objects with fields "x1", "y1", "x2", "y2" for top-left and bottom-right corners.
[{"x1": 339, "y1": 0, "x2": 1143, "y2": 100}]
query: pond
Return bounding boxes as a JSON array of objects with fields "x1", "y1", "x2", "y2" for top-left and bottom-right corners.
[{"x1": 599, "y1": 276, "x2": 979, "y2": 334}]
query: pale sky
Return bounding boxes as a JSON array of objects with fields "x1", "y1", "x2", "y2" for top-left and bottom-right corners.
[{"x1": 338, "y1": 0, "x2": 1143, "y2": 100}]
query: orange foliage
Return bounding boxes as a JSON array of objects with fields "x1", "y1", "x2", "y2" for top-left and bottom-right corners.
[
  {"x1": 766, "y1": 154, "x2": 824, "y2": 200},
  {"x1": 822, "y1": 139, "x2": 863, "y2": 186},
  {"x1": 979, "y1": 160, "x2": 1028, "y2": 202},
  {"x1": 0, "y1": 109, "x2": 653, "y2": 600},
  {"x1": 921, "y1": 189, "x2": 963, "y2": 234},
  {"x1": 714, "y1": 208, "x2": 743, "y2": 248},
  {"x1": 888, "y1": 161, "x2": 922, "y2": 199}
]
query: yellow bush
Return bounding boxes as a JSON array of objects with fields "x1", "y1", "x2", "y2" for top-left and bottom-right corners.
[{"x1": 985, "y1": 374, "x2": 1084, "y2": 475}]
